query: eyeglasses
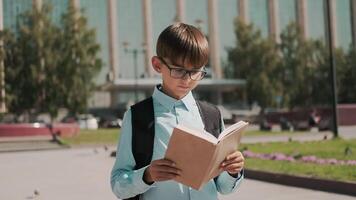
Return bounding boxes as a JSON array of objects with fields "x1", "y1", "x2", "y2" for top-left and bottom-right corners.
[{"x1": 158, "y1": 57, "x2": 207, "y2": 81}]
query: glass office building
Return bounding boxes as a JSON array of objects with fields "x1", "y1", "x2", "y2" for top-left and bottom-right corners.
[
  {"x1": 3, "y1": 0, "x2": 32, "y2": 34},
  {"x1": 2, "y1": 0, "x2": 356, "y2": 107}
]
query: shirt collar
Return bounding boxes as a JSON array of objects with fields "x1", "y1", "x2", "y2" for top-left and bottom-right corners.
[{"x1": 152, "y1": 84, "x2": 196, "y2": 111}]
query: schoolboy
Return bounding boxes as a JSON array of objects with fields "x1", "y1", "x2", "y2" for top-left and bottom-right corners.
[{"x1": 111, "y1": 23, "x2": 244, "y2": 200}]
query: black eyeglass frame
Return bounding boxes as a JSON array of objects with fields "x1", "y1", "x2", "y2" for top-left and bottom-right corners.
[{"x1": 157, "y1": 56, "x2": 207, "y2": 81}]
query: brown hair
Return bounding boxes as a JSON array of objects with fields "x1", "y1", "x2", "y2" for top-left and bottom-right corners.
[{"x1": 156, "y1": 23, "x2": 209, "y2": 67}]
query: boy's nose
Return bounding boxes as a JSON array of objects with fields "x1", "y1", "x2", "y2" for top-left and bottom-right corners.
[{"x1": 181, "y1": 72, "x2": 190, "y2": 80}]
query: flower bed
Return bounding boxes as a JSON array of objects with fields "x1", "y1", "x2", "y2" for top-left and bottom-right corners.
[{"x1": 243, "y1": 150, "x2": 356, "y2": 166}]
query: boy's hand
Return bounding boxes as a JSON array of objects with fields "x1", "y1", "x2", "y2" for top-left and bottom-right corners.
[
  {"x1": 220, "y1": 151, "x2": 244, "y2": 176},
  {"x1": 143, "y1": 159, "x2": 181, "y2": 184}
]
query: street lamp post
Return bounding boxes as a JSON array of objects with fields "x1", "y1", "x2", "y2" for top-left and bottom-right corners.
[
  {"x1": 0, "y1": 43, "x2": 6, "y2": 113},
  {"x1": 123, "y1": 42, "x2": 145, "y2": 103},
  {"x1": 0, "y1": 0, "x2": 6, "y2": 113},
  {"x1": 325, "y1": 0, "x2": 338, "y2": 138}
]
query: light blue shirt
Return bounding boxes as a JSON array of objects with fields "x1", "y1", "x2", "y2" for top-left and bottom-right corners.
[{"x1": 111, "y1": 85, "x2": 243, "y2": 200}]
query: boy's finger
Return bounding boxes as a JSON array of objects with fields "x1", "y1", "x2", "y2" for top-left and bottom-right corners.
[
  {"x1": 221, "y1": 157, "x2": 244, "y2": 167},
  {"x1": 156, "y1": 166, "x2": 182, "y2": 175},
  {"x1": 155, "y1": 159, "x2": 176, "y2": 167},
  {"x1": 226, "y1": 151, "x2": 242, "y2": 160},
  {"x1": 224, "y1": 163, "x2": 243, "y2": 171},
  {"x1": 155, "y1": 174, "x2": 179, "y2": 181}
]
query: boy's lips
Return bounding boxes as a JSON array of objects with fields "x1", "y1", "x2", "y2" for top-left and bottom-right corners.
[{"x1": 177, "y1": 85, "x2": 190, "y2": 90}]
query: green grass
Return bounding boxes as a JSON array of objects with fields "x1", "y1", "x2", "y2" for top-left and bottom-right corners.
[
  {"x1": 61, "y1": 128, "x2": 120, "y2": 146},
  {"x1": 240, "y1": 138, "x2": 356, "y2": 160},
  {"x1": 243, "y1": 130, "x2": 306, "y2": 136},
  {"x1": 63, "y1": 129, "x2": 296, "y2": 145},
  {"x1": 241, "y1": 138, "x2": 356, "y2": 182},
  {"x1": 245, "y1": 158, "x2": 356, "y2": 182},
  {"x1": 63, "y1": 129, "x2": 306, "y2": 146},
  {"x1": 61, "y1": 129, "x2": 356, "y2": 182}
]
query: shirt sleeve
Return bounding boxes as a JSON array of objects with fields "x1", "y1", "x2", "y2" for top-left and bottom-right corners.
[
  {"x1": 215, "y1": 115, "x2": 244, "y2": 194},
  {"x1": 110, "y1": 109, "x2": 155, "y2": 199},
  {"x1": 215, "y1": 170, "x2": 244, "y2": 194}
]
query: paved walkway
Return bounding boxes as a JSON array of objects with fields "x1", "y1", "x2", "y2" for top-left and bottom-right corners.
[
  {"x1": 0, "y1": 125, "x2": 355, "y2": 199},
  {"x1": 241, "y1": 125, "x2": 355, "y2": 144},
  {"x1": 0, "y1": 147, "x2": 355, "y2": 200}
]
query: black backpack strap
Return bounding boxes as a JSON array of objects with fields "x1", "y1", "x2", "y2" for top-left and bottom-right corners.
[
  {"x1": 131, "y1": 97, "x2": 155, "y2": 170},
  {"x1": 126, "y1": 97, "x2": 155, "y2": 200},
  {"x1": 196, "y1": 100, "x2": 222, "y2": 138}
]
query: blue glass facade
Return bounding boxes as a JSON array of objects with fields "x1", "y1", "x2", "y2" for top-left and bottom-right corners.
[
  {"x1": 218, "y1": 0, "x2": 238, "y2": 61},
  {"x1": 307, "y1": 0, "x2": 326, "y2": 40},
  {"x1": 80, "y1": 0, "x2": 109, "y2": 84},
  {"x1": 278, "y1": 0, "x2": 297, "y2": 32},
  {"x1": 47, "y1": 0, "x2": 68, "y2": 25},
  {"x1": 249, "y1": 0, "x2": 269, "y2": 37},
  {"x1": 152, "y1": 0, "x2": 175, "y2": 56},
  {"x1": 186, "y1": 0, "x2": 208, "y2": 35},
  {"x1": 3, "y1": 0, "x2": 32, "y2": 32},
  {"x1": 117, "y1": 0, "x2": 144, "y2": 79},
  {"x1": 335, "y1": 0, "x2": 352, "y2": 49}
]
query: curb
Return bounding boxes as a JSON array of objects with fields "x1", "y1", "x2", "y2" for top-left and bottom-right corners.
[
  {"x1": 0, "y1": 140, "x2": 70, "y2": 153},
  {"x1": 244, "y1": 169, "x2": 356, "y2": 197}
]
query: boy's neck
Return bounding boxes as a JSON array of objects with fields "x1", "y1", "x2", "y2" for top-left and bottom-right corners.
[{"x1": 159, "y1": 84, "x2": 189, "y2": 100}]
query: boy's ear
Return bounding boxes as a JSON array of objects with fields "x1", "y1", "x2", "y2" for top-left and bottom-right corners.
[{"x1": 151, "y1": 56, "x2": 162, "y2": 73}]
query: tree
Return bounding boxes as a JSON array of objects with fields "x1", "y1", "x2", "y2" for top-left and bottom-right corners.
[
  {"x1": 338, "y1": 46, "x2": 356, "y2": 103},
  {"x1": 1, "y1": 2, "x2": 102, "y2": 121},
  {"x1": 226, "y1": 19, "x2": 354, "y2": 111},
  {"x1": 277, "y1": 23, "x2": 324, "y2": 108},
  {"x1": 226, "y1": 19, "x2": 280, "y2": 112},
  {"x1": 58, "y1": 1, "x2": 102, "y2": 115},
  {"x1": 3, "y1": 3, "x2": 61, "y2": 119},
  {"x1": 0, "y1": 30, "x2": 19, "y2": 114},
  {"x1": 274, "y1": 22, "x2": 346, "y2": 109}
]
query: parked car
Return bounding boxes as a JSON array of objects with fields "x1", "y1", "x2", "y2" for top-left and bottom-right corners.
[
  {"x1": 259, "y1": 119, "x2": 272, "y2": 131},
  {"x1": 62, "y1": 114, "x2": 98, "y2": 130},
  {"x1": 318, "y1": 117, "x2": 332, "y2": 131},
  {"x1": 292, "y1": 120, "x2": 310, "y2": 131},
  {"x1": 98, "y1": 115, "x2": 122, "y2": 128},
  {"x1": 279, "y1": 117, "x2": 293, "y2": 131},
  {"x1": 77, "y1": 114, "x2": 98, "y2": 130}
]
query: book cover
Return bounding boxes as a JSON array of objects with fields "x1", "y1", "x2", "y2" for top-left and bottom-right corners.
[{"x1": 164, "y1": 121, "x2": 248, "y2": 190}]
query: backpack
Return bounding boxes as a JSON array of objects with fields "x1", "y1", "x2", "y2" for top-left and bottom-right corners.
[{"x1": 126, "y1": 96, "x2": 222, "y2": 200}]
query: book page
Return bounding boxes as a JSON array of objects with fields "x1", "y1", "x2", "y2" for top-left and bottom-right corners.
[
  {"x1": 205, "y1": 129, "x2": 244, "y2": 181},
  {"x1": 176, "y1": 124, "x2": 218, "y2": 144},
  {"x1": 218, "y1": 121, "x2": 249, "y2": 141}
]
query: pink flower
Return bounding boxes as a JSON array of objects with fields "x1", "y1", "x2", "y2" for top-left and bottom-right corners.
[
  {"x1": 326, "y1": 158, "x2": 338, "y2": 165},
  {"x1": 316, "y1": 159, "x2": 326, "y2": 164},
  {"x1": 301, "y1": 156, "x2": 317, "y2": 162},
  {"x1": 243, "y1": 150, "x2": 356, "y2": 166},
  {"x1": 347, "y1": 160, "x2": 356, "y2": 166}
]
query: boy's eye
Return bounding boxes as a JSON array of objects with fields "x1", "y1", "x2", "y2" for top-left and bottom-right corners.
[
  {"x1": 190, "y1": 71, "x2": 200, "y2": 76},
  {"x1": 173, "y1": 68, "x2": 186, "y2": 74}
]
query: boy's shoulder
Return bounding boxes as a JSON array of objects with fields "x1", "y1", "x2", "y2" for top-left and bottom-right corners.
[
  {"x1": 196, "y1": 100, "x2": 221, "y2": 118},
  {"x1": 131, "y1": 97, "x2": 153, "y2": 110},
  {"x1": 130, "y1": 97, "x2": 154, "y2": 124},
  {"x1": 196, "y1": 100, "x2": 219, "y2": 110}
]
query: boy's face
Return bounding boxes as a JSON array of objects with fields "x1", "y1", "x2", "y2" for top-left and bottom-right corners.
[{"x1": 152, "y1": 56, "x2": 206, "y2": 100}]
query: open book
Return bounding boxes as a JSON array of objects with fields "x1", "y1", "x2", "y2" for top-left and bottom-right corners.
[{"x1": 164, "y1": 121, "x2": 248, "y2": 190}]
